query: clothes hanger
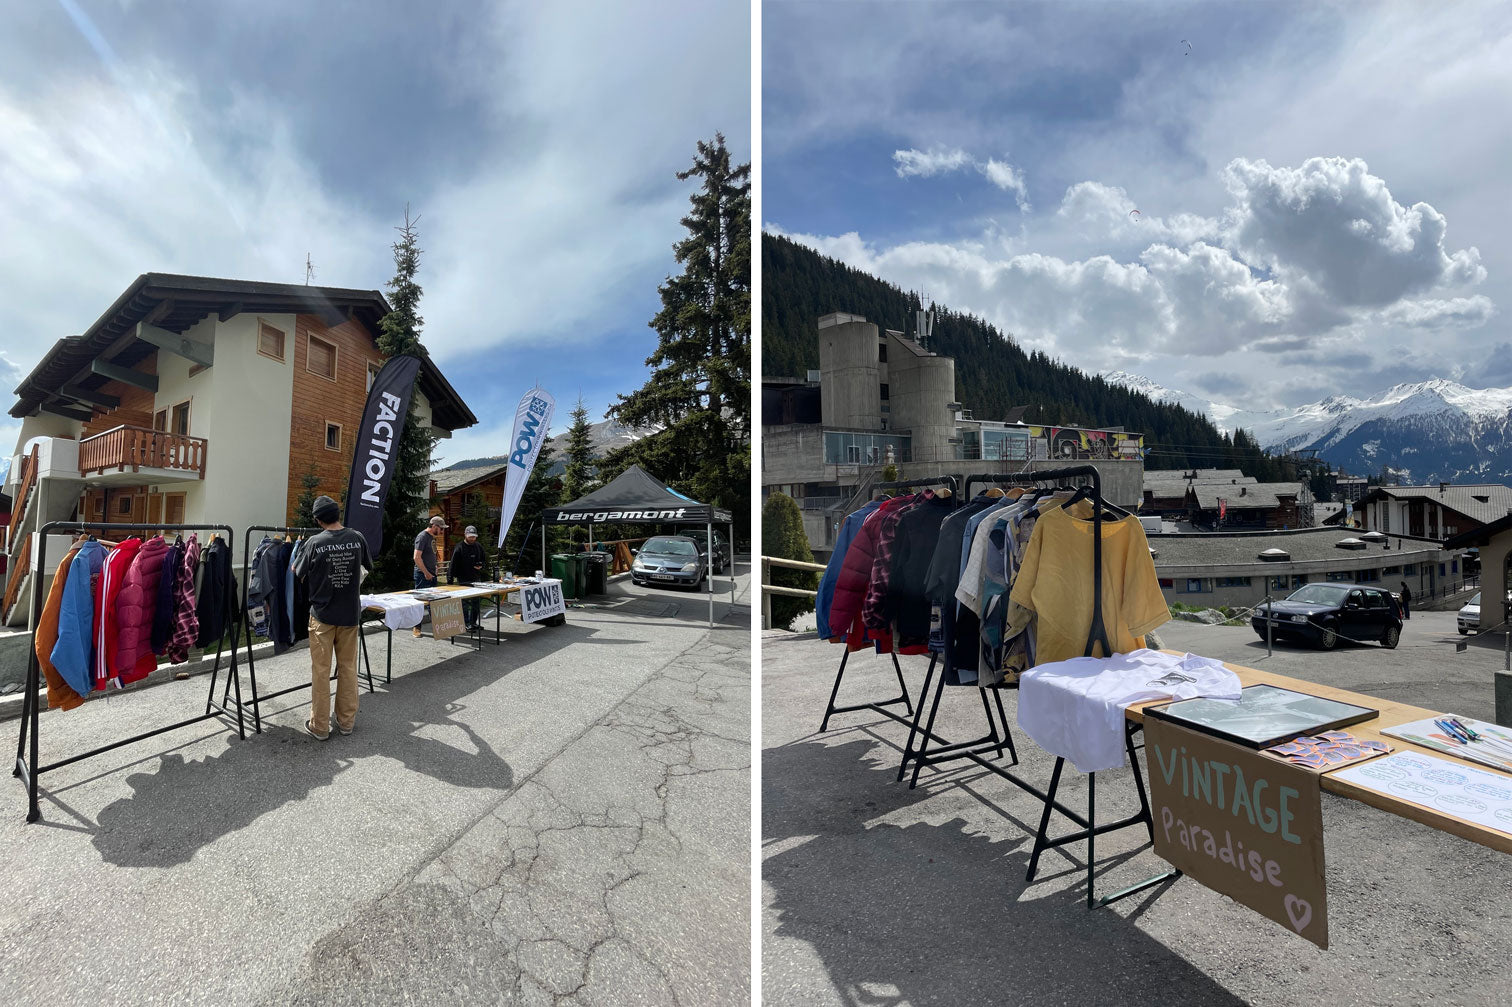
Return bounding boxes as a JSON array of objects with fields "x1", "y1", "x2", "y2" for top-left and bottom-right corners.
[
  {"x1": 935, "y1": 485, "x2": 952, "y2": 499},
  {"x1": 985, "y1": 486, "x2": 1006, "y2": 499}
]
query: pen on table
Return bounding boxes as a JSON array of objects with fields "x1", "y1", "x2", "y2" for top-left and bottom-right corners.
[{"x1": 1434, "y1": 720, "x2": 1467, "y2": 744}]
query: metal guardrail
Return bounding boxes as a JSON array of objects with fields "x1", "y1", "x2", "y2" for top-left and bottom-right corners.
[{"x1": 760, "y1": 555, "x2": 824, "y2": 630}]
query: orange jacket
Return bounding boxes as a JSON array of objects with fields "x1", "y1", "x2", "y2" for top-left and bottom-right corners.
[{"x1": 35, "y1": 543, "x2": 86, "y2": 711}]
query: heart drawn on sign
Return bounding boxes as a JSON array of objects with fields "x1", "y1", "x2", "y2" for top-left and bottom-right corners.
[{"x1": 1284, "y1": 895, "x2": 1313, "y2": 933}]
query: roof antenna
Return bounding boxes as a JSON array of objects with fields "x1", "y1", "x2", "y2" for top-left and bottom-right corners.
[{"x1": 305, "y1": 253, "x2": 315, "y2": 285}]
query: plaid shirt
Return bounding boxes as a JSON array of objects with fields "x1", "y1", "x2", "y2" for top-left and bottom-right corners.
[
  {"x1": 166, "y1": 534, "x2": 201, "y2": 664},
  {"x1": 861, "y1": 493, "x2": 928, "y2": 630}
]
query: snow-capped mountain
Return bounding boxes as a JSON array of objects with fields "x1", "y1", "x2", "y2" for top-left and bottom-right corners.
[
  {"x1": 1102, "y1": 371, "x2": 1512, "y2": 484},
  {"x1": 438, "y1": 418, "x2": 659, "y2": 475}
]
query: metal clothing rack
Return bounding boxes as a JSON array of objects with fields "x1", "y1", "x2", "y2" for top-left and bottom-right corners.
[
  {"x1": 229, "y1": 525, "x2": 377, "y2": 734},
  {"x1": 12, "y1": 521, "x2": 242, "y2": 823},
  {"x1": 898, "y1": 465, "x2": 1178, "y2": 907},
  {"x1": 816, "y1": 477, "x2": 959, "y2": 735}
]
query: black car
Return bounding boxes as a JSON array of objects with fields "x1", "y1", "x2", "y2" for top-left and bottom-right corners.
[
  {"x1": 1252, "y1": 583, "x2": 1403, "y2": 650},
  {"x1": 684, "y1": 528, "x2": 731, "y2": 574}
]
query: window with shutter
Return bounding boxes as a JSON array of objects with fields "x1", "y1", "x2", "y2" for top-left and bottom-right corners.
[
  {"x1": 307, "y1": 335, "x2": 337, "y2": 380},
  {"x1": 258, "y1": 322, "x2": 286, "y2": 361}
]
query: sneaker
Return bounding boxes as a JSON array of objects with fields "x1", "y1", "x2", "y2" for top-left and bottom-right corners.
[
  {"x1": 304, "y1": 719, "x2": 330, "y2": 741},
  {"x1": 412, "y1": 627, "x2": 423, "y2": 638},
  {"x1": 335, "y1": 722, "x2": 354, "y2": 736}
]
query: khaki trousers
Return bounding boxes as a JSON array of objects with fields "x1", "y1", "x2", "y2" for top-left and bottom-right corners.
[{"x1": 309, "y1": 616, "x2": 359, "y2": 734}]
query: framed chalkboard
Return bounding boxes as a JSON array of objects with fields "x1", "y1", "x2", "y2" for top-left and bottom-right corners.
[{"x1": 1146, "y1": 684, "x2": 1376, "y2": 749}]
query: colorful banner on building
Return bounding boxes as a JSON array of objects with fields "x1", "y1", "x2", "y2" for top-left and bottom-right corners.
[
  {"x1": 497, "y1": 387, "x2": 556, "y2": 548},
  {"x1": 343, "y1": 354, "x2": 423, "y2": 556}
]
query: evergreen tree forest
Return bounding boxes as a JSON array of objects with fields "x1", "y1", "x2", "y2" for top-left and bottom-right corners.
[
  {"x1": 763, "y1": 234, "x2": 1297, "y2": 480},
  {"x1": 605, "y1": 134, "x2": 752, "y2": 537},
  {"x1": 560, "y1": 398, "x2": 598, "y2": 504}
]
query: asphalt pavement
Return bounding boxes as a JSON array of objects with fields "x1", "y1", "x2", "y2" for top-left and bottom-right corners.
[
  {"x1": 0, "y1": 566, "x2": 752, "y2": 1006},
  {"x1": 762, "y1": 608, "x2": 1512, "y2": 1006}
]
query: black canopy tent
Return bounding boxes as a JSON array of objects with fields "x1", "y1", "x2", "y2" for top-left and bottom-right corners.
[{"x1": 541, "y1": 465, "x2": 735, "y2": 627}]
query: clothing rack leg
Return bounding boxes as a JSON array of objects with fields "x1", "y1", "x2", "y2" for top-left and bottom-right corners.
[
  {"x1": 980, "y1": 687, "x2": 1004, "y2": 759},
  {"x1": 359, "y1": 626, "x2": 375, "y2": 693},
  {"x1": 13, "y1": 656, "x2": 32, "y2": 778},
  {"x1": 896, "y1": 655, "x2": 937, "y2": 781},
  {"x1": 1025, "y1": 756, "x2": 1066, "y2": 883},
  {"x1": 1086, "y1": 772, "x2": 1097, "y2": 909},
  {"x1": 890, "y1": 653, "x2": 914, "y2": 717},
  {"x1": 227, "y1": 630, "x2": 246, "y2": 740},
  {"x1": 245, "y1": 616, "x2": 263, "y2": 734},
  {"x1": 818, "y1": 649, "x2": 851, "y2": 733},
  {"x1": 1125, "y1": 724, "x2": 1156, "y2": 840},
  {"x1": 907, "y1": 669, "x2": 949, "y2": 790},
  {"x1": 992, "y1": 687, "x2": 1018, "y2": 765}
]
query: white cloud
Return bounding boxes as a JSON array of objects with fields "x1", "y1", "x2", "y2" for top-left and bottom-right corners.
[
  {"x1": 892, "y1": 146, "x2": 1030, "y2": 212},
  {"x1": 1376, "y1": 295, "x2": 1496, "y2": 329},
  {"x1": 1057, "y1": 181, "x2": 1220, "y2": 246},
  {"x1": 892, "y1": 146, "x2": 973, "y2": 178}
]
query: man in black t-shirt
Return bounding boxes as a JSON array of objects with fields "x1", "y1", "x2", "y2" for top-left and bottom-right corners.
[{"x1": 292, "y1": 495, "x2": 373, "y2": 740}]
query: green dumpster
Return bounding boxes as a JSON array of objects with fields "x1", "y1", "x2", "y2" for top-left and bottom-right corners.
[
  {"x1": 583, "y1": 552, "x2": 610, "y2": 595},
  {"x1": 550, "y1": 553, "x2": 580, "y2": 599}
]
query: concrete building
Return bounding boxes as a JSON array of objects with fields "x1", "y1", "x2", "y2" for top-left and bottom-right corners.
[
  {"x1": 3, "y1": 273, "x2": 476, "y2": 626},
  {"x1": 763, "y1": 312, "x2": 1145, "y2": 558},
  {"x1": 1332, "y1": 474, "x2": 1369, "y2": 504},
  {"x1": 1152, "y1": 527, "x2": 1453, "y2": 610},
  {"x1": 1351, "y1": 483, "x2": 1512, "y2": 540}
]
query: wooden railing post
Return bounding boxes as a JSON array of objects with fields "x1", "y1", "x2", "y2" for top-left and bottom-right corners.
[{"x1": 762, "y1": 557, "x2": 772, "y2": 630}]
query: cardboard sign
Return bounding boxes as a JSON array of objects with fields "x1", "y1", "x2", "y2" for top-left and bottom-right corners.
[
  {"x1": 520, "y1": 579, "x2": 566, "y2": 624},
  {"x1": 430, "y1": 597, "x2": 466, "y2": 640},
  {"x1": 1145, "y1": 716, "x2": 1329, "y2": 948}
]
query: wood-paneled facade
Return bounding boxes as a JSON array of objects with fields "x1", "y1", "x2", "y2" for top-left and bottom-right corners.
[
  {"x1": 286, "y1": 315, "x2": 385, "y2": 524},
  {"x1": 429, "y1": 468, "x2": 507, "y2": 562}
]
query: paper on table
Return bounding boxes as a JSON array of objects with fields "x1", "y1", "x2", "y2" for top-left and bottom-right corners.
[
  {"x1": 1380, "y1": 717, "x2": 1512, "y2": 773},
  {"x1": 1332, "y1": 751, "x2": 1512, "y2": 838}
]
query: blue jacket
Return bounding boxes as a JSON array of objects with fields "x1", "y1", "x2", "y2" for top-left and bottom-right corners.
[
  {"x1": 51, "y1": 540, "x2": 106, "y2": 696},
  {"x1": 815, "y1": 502, "x2": 880, "y2": 640}
]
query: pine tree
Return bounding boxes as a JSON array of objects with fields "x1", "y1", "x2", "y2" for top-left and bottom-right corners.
[
  {"x1": 370, "y1": 207, "x2": 437, "y2": 589},
  {"x1": 609, "y1": 134, "x2": 751, "y2": 540},
  {"x1": 561, "y1": 397, "x2": 597, "y2": 504},
  {"x1": 293, "y1": 464, "x2": 322, "y2": 528},
  {"x1": 762, "y1": 493, "x2": 817, "y2": 630}
]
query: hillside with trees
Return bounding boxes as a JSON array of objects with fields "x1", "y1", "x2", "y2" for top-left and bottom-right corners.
[{"x1": 762, "y1": 233, "x2": 1296, "y2": 479}]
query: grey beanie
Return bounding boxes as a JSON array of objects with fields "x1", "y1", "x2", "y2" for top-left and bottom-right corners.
[{"x1": 312, "y1": 495, "x2": 341, "y2": 523}]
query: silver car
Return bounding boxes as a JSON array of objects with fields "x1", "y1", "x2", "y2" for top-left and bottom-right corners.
[
  {"x1": 1458, "y1": 592, "x2": 1481, "y2": 635},
  {"x1": 631, "y1": 535, "x2": 706, "y2": 590}
]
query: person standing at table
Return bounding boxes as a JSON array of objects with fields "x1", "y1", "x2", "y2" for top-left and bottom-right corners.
[
  {"x1": 449, "y1": 525, "x2": 488, "y2": 631},
  {"x1": 412, "y1": 515, "x2": 445, "y2": 637},
  {"x1": 294, "y1": 495, "x2": 372, "y2": 740}
]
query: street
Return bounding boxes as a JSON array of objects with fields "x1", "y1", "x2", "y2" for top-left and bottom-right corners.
[
  {"x1": 1, "y1": 568, "x2": 752, "y2": 1006},
  {"x1": 762, "y1": 608, "x2": 1512, "y2": 1006}
]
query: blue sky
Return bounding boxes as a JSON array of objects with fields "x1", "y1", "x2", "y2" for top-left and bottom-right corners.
[
  {"x1": 0, "y1": 1, "x2": 750, "y2": 468},
  {"x1": 764, "y1": 0, "x2": 1510, "y2": 410}
]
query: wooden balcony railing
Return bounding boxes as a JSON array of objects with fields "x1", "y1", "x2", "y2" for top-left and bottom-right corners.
[
  {"x1": 2, "y1": 533, "x2": 31, "y2": 625},
  {"x1": 7, "y1": 445, "x2": 39, "y2": 544},
  {"x1": 79, "y1": 425, "x2": 207, "y2": 478}
]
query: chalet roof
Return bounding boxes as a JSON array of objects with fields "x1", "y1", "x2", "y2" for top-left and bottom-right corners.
[
  {"x1": 1358, "y1": 483, "x2": 1512, "y2": 527},
  {"x1": 10, "y1": 273, "x2": 477, "y2": 430},
  {"x1": 430, "y1": 460, "x2": 511, "y2": 496},
  {"x1": 1191, "y1": 483, "x2": 1303, "y2": 510}
]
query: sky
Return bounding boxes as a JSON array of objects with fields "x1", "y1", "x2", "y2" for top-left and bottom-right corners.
[
  {"x1": 0, "y1": 0, "x2": 749, "y2": 470},
  {"x1": 763, "y1": 0, "x2": 1511, "y2": 412}
]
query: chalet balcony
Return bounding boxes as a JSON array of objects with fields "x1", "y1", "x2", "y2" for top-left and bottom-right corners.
[{"x1": 78, "y1": 425, "x2": 207, "y2": 484}]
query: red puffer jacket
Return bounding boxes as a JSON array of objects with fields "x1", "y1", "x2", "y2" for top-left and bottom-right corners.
[
  {"x1": 114, "y1": 536, "x2": 169, "y2": 684},
  {"x1": 827, "y1": 495, "x2": 915, "y2": 653}
]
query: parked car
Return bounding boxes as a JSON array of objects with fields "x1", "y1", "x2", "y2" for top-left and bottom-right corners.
[
  {"x1": 1458, "y1": 592, "x2": 1482, "y2": 635},
  {"x1": 684, "y1": 528, "x2": 731, "y2": 574},
  {"x1": 630, "y1": 535, "x2": 705, "y2": 590},
  {"x1": 1251, "y1": 583, "x2": 1403, "y2": 650}
]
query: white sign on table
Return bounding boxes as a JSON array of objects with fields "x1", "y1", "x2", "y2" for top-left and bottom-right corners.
[
  {"x1": 520, "y1": 578, "x2": 566, "y2": 624},
  {"x1": 1332, "y1": 750, "x2": 1512, "y2": 838}
]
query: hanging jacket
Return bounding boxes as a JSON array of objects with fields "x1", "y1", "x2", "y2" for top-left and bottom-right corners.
[
  {"x1": 861, "y1": 494, "x2": 930, "y2": 631},
  {"x1": 167, "y1": 535, "x2": 201, "y2": 664},
  {"x1": 52, "y1": 539, "x2": 105, "y2": 699},
  {"x1": 96, "y1": 539, "x2": 142, "y2": 690},
  {"x1": 114, "y1": 536, "x2": 170, "y2": 683},
  {"x1": 828, "y1": 495, "x2": 914, "y2": 654},
  {"x1": 195, "y1": 537, "x2": 232, "y2": 646},
  {"x1": 885, "y1": 495, "x2": 956, "y2": 645},
  {"x1": 272, "y1": 539, "x2": 295, "y2": 653},
  {"x1": 285, "y1": 540, "x2": 300, "y2": 636},
  {"x1": 36, "y1": 543, "x2": 87, "y2": 712},
  {"x1": 150, "y1": 541, "x2": 181, "y2": 655},
  {"x1": 815, "y1": 502, "x2": 880, "y2": 641}
]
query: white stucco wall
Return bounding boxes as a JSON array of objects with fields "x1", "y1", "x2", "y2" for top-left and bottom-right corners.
[{"x1": 196, "y1": 313, "x2": 297, "y2": 559}]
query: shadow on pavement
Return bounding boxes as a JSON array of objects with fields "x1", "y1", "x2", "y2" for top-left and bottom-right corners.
[
  {"x1": 764, "y1": 734, "x2": 1246, "y2": 1007},
  {"x1": 38, "y1": 644, "x2": 520, "y2": 869}
]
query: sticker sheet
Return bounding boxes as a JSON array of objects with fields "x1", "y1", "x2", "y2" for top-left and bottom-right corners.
[{"x1": 1332, "y1": 751, "x2": 1512, "y2": 837}]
